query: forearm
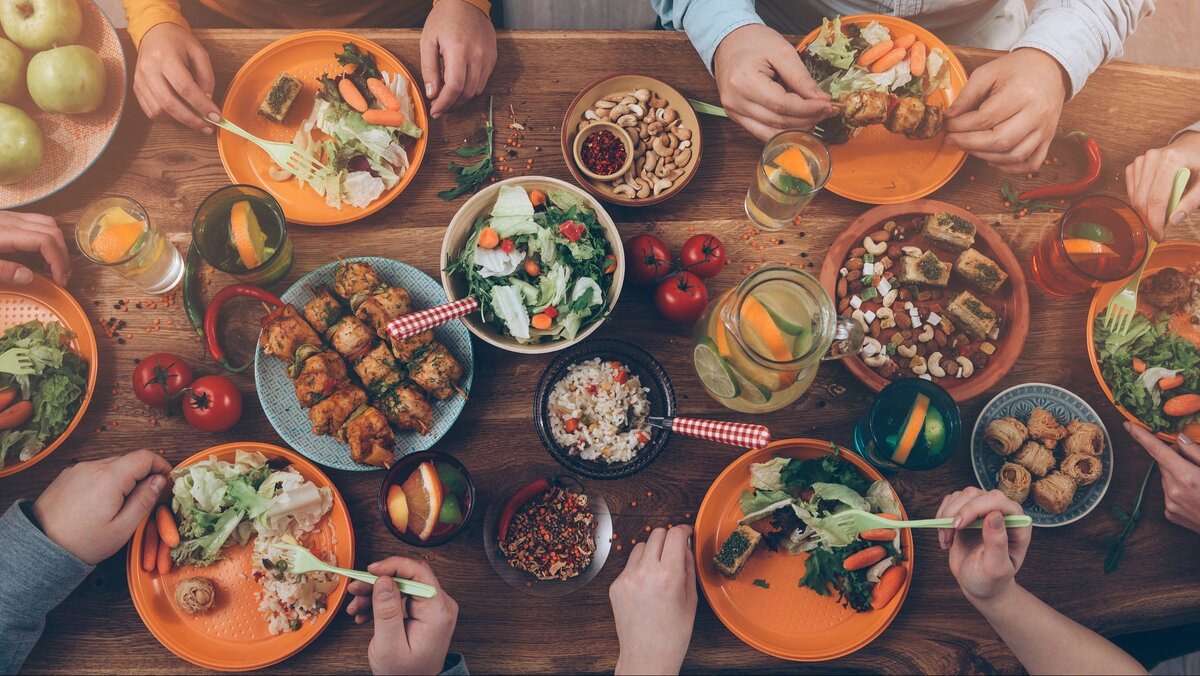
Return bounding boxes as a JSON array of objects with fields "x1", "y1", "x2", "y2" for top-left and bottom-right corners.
[
  {"x1": 970, "y1": 584, "x2": 1146, "y2": 675},
  {"x1": 650, "y1": 0, "x2": 762, "y2": 72},
  {"x1": 121, "y1": 0, "x2": 189, "y2": 48}
]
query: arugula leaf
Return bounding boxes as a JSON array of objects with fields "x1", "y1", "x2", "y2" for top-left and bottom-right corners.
[
  {"x1": 781, "y1": 455, "x2": 871, "y2": 495},
  {"x1": 439, "y1": 96, "x2": 495, "y2": 200},
  {"x1": 334, "y1": 43, "x2": 381, "y2": 81}
]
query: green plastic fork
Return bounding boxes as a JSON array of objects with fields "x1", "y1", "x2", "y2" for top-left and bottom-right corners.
[
  {"x1": 0, "y1": 348, "x2": 35, "y2": 376},
  {"x1": 206, "y1": 115, "x2": 327, "y2": 180},
  {"x1": 817, "y1": 509, "x2": 1032, "y2": 545},
  {"x1": 1103, "y1": 167, "x2": 1190, "y2": 336},
  {"x1": 274, "y1": 542, "x2": 437, "y2": 599}
]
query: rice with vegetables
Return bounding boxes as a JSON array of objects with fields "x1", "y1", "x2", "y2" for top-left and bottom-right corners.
[
  {"x1": 253, "y1": 539, "x2": 339, "y2": 636},
  {"x1": 548, "y1": 358, "x2": 650, "y2": 464}
]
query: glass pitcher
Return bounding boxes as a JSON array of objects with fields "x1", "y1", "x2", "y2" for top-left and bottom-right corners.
[{"x1": 691, "y1": 265, "x2": 862, "y2": 414}]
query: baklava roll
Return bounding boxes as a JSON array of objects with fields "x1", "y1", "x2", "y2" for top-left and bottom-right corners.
[
  {"x1": 1060, "y1": 453, "x2": 1103, "y2": 486},
  {"x1": 1032, "y1": 472, "x2": 1076, "y2": 514},
  {"x1": 1027, "y1": 408, "x2": 1067, "y2": 446},
  {"x1": 1064, "y1": 420, "x2": 1104, "y2": 456},
  {"x1": 1013, "y1": 440, "x2": 1055, "y2": 477},
  {"x1": 998, "y1": 462, "x2": 1032, "y2": 503},
  {"x1": 984, "y1": 417, "x2": 1028, "y2": 456}
]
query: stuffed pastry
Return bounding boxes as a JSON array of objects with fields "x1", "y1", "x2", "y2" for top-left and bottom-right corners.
[
  {"x1": 1064, "y1": 420, "x2": 1104, "y2": 456},
  {"x1": 984, "y1": 417, "x2": 1028, "y2": 456},
  {"x1": 1060, "y1": 453, "x2": 1103, "y2": 486},
  {"x1": 1033, "y1": 472, "x2": 1076, "y2": 514},
  {"x1": 1027, "y1": 408, "x2": 1067, "y2": 445},
  {"x1": 1013, "y1": 440, "x2": 1055, "y2": 477},
  {"x1": 998, "y1": 462, "x2": 1032, "y2": 503}
]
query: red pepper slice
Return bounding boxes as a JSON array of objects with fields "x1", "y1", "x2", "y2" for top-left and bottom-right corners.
[
  {"x1": 559, "y1": 220, "x2": 584, "y2": 242},
  {"x1": 1018, "y1": 131, "x2": 1101, "y2": 202},
  {"x1": 500, "y1": 238, "x2": 515, "y2": 253},
  {"x1": 498, "y1": 478, "x2": 550, "y2": 544},
  {"x1": 203, "y1": 283, "x2": 285, "y2": 373},
  {"x1": 544, "y1": 305, "x2": 559, "y2": 319}
]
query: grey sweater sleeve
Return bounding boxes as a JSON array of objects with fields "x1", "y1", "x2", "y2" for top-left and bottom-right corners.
[{"x1": 0, "y1": 501, "x2": 94, "y2": 674}]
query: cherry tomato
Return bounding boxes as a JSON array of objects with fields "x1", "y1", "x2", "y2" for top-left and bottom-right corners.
[
  {"x1": 654, "y1": 271, "x2": 709, "y2": 323},
  {"x1": 182, "y1": 375, "x2": 243, "y2": 433},
  {"x1": 680, "y1": 234, "x2": 727, "y2": 279},
  {"x1": 132, "y1": 353, "x2": 193, "y2": 408},
  {"x1": 624, "y1": 234, "x2": 670, "y2": 286},
  {"x1": 558, "y1": 220, "x2": 585, "y2": 242}
]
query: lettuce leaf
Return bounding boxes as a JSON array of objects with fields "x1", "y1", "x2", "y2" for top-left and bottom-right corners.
[
  {"x1": 811, "y1": 482, "x2": 871, "y2": 512},
  {"x1": 859, "y1": 20, "x2": 891, "y2": 46},
  {"x1": 806, "y1": 17, "x2": 857, "y2": 70},
  {"x1": 490, "y1": 284, "x2": 530, "y2": 341},
  {"x1": 749, "y1": 456, "x2": 790, "y2": 491},
  {"x1": 489, "y1": 185, "x2": 539, "y2": 238}
]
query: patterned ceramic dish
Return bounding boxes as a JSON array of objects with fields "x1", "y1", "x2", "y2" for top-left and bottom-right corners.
[
  {"x1": 254, "y1": 257, "x2": 473, "y2": 472},
  {"x1": 971, "y1": 383, "x2": 1113, "y2": 527}
]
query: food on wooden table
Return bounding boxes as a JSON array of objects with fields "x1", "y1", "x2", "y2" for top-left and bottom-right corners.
[
  {"x1": 714, "y1": 525, "x2": 762, "y2": 578},
  {"x1": 547, "y1": 358, "x2": 651, "y2": 464},
  {"x1": 983, "y1": 417, "x2": 1027, "y2": 456},
  {"x1": 836, "y1": 91, "x2": 942, "y2": 140},
  {"x1": 445, "y1": 185, "x2": 615, "y2": 344},
  {"x1": 1064, "y1": 420, "x2": 1104, "y2": 456},
  {"x1": 0, "y1": 321, "x2": 88, "y2": 470},
  {"x1": 945, "y1": 290, "x2": 997, "y2": 341},
  {"x1": 1032, "y1": 472, "x2": 1077, "y2": 514},
  {"x1": 0, "y1": 104, "x2": 42, "y2": 184},
  {"x1": 259, "y1": 72, "x2": 303, "y2": 123},
  {"x1": 1141, "y1": 267, "x2": 1191, "y2": 311},
  {"x1": 578, "y1": 127, "x2": 629, "y2": 177},
  {"x1": 342, "y1": 405, "x2": 395, "y2": 468},
  {"x1": 1026, "y1": 407, "x2": 1067, "y2": 445},
  {"x1": 1060, "y1": 453, "x2": 1103, "y2": 486},
  {"x1": 333, "y1": 260, "x2": 380, "y2": 301},
  {"x1": 308, "y1": 385, "x2": 366, "y2": 437},
  {"x1": 293, "y1": 349, "x2": 346, "y2": 407},
  {"x1": 998, "y1": 462, "x2": 1032, "y2": 503},
  {"x1": 1012, "y1": 440, "x2": 1054, "y2": 477},
  {"x1": 385, "y1": 460, "x2": 470, "y2": 541},
  {"x1": 498, "y1": 481, "x2": 597, "y2": 581},
  {"x1": 174, "y1": 577, "x2": 217, "y2": 615},
  {"x1": 260, "y1": 306, "x2": 322, "y2": 360},
  {"x1": 408, "y1": 343, "x2": 464, "y2": 401},
  {"x1": 898, "y1": 250, "x2": 950, "y2": 287},
  {"x1": 922, "y1": 212, "x2": 976, "y2": 252},
  {"x1": 955, "y1": 248, "x2": 1008, "y2": 296},
  {"x1": 989, "y1": 408, "x2": 1106, "y2": 514}
]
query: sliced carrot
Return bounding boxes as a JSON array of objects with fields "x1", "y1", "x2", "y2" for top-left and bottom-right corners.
[
  {"x1": 1132, "y1": 357, "x2": 1147, "y2": 374},
  {"x1": 155, "y1": 504, "x2": 180, "y2": 548},
  {"x1": 531, "y1": 313, "x2": 553, "y2": 330},
  {"x1": 875, "y1": 512, "x2": 901, "y2": 521},
  {"x1": 0, "y1": 387, "x2": 15, "y2": 411},
  {"x1": 857, "y1": 40, "x2": 894, "y2": 67},
  {"x1": 477, "y1": 226, "x2": 500, "y2": 249},
  {"x1": 1159, "y1": 374, "x2": 1185, "y2": 391},
  {"x1": 870, "y1": 47, "x2": 907, "y2": 73},
  {"x1": 523, "y1": 259, "x2": 541, "y2": 277},
  {"x1": 157, "y1": 539, "x2": 173, "y2": 575},
  {"x1": 870, "y1": 565, "x2": 908, "y2": 610},
  {"x1": 843, "y1": 545, "x2": 887, "y2": 571},
  {"x1": 366, "y1": 77, "x2": 401, "y2": 111},
  {"x1": 528, "y1": 189, "x2": 548, "y2": 207},
  {"x1": 338, "y1": 78, "x2": 369, "y2": 112},
  {"x1": 141, "y1": 520, "x2": 159, "y2": 572},
  {"x1": 892, "y1": 33, "x2": 916, "y2": 50},
  {"x1": 1164, "y1": 394, "x2": 1200, "y2": 417},
  {"x1": 362, "y1": 109, "x2": 407, "y2": 126},
  {"x1": 0, "y1": 401, "x2": 32, "y2": 430},
  {"x1": 1183, "y1": 422, "x2": 1200, "y2": 440},
  {"x1": 860, "y1": 528, "x2": 898, "y2": 541},
  {"x1": 565, "y1": 418, "x2": 580, "y2": 432},
  {"x1": 909, "y1": 41, "x2": 927, "y2": 77}
]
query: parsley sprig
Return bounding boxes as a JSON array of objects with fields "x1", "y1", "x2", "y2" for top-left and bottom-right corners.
[
  {"x1": 438, "y1": 96, "x2": 495, "y2": 200},
  {"x1": 1104, "y1": 461, "x2": 1156, "y2": 573}
]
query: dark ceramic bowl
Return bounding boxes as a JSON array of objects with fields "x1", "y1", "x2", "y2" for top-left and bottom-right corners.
[{"x1": 378, "y1": 451, "x2": 476, "y2": 546}]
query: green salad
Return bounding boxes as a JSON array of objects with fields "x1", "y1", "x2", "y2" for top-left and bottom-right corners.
[
  {"x1": 446, "y1": 185, "x2": 615, "y2": 344},
  {"x1": 1093, "y1": 312, "x2": 1200, "y2": 433},
  {"x1": 0, "y1": 321, "x2": 88, "y2": 469}
]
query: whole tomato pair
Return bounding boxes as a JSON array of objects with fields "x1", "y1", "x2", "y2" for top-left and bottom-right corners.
[
  {"x1": 624, "y1": 233, "x2": 727, "y2": 323},
  {"x1": 133, "y1": 353, "x2": 242, "y2": 432}
]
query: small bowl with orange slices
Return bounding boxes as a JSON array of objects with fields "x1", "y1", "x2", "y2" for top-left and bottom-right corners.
[{"x1": 378, "y1": 451, "x2": 476, "y2": 546}]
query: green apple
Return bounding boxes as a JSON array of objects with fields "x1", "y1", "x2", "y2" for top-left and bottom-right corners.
[
  {"x1": 0, "y1": 0, "x2": 81, "y2": 52},
  {"x1": 0, "y1": 39, "x2": 25, "y2": 104},
  {"x1": 28, "y1": 44, "x2": 105, "y2": 114},
  {"x1": 0, "y1": 103, "x2": 42, "y2": 184}
]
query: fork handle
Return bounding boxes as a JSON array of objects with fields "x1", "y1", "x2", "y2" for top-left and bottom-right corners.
[
  {"x1": 323, "y1": 564, "x2": 438, "y2": 598},
  {"x1": 893, "y1": 515, "x2": 1032, "y2": 529},
  {"x1": 207, "y1": 116, "x2": 260, "y2": 146}
]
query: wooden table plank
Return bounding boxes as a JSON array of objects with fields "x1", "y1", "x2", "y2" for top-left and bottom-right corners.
[{"x1": 5, "y1": 29, "x2": 1200, "y2": 674}]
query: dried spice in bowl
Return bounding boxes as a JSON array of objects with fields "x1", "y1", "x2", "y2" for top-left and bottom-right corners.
[
  {"x1": 581, "y1": 129, "x2": 628, "y2": 177},
  {"x1": 499, "y1": 483, "x2": 597, "y2": 581}
]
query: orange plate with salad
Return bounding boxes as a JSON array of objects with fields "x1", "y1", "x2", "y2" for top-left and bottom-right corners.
[
  {"x1": 695, "y1": 438, "x2": 914, "y2": 662},
  {"x1": 127, "y1": 442, "x2": 354, "y2": 671},
  {"x1": 1087, "y1": 241, "x2": 1200, "y2": 442},
  {"x1": 796, "y1": 15, "x2": 968, "y2": 205},
  {"x1": 218, "y1": 31, "x2": 428, "y2": 226}
]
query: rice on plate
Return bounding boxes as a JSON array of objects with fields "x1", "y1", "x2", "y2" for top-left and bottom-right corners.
[
  {"x1": 548, "y1": 358, "x2": 651, "y2": 464},
  {"x1": 253, "y1": 539, "x2": 339, "y2": 635}
]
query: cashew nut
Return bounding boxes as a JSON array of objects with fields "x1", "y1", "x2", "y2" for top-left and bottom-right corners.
[
  {"x1": 652, "y1": 177, "x2": 673, "y2": 196},
  {"x1": 674, "y1": 147, "x2": 693, "y2": 167},
  {"x1": 647, "y1": 121, "x2": 665, "y2": 136},
  {"x1": 864, "y1": 353, "x2": 889, "y2": 368},
  {"x1": 852, "y1": 309, "x2": 869, "y2": 334},
  {"x1": 627, "y1": 103, "x2": 645, "y2": 118},
  {"x1": 577, "y1": 119, "x2": 595, "y2": 133},
  {"x1": 603, "y1": 94, "x2": 624, "y2": 103},
  {"x1": 654, "y1": 157, "x2": 669, "y2": 178},
  {"x1": 613, "y1": 184, "x2": 636, "y2": 198},
  {"x1": 652, "y1": 134, "x2": 678, "y2": 156},
  {"x1": 678, "y1": 139, "x2": 692, "y2": 150},
  {"x1": 900, "y1": 246, "x2": 923, "y2": 257},
  {"x1": 860, "y1": 337, "x2": 882, "y2": 358},
  {"x1": 584, "y1": 109, "x2": 600, "y2": 121},
  {"x1": 917, "y1": 324, "x2": 935, "y2": 342},
  {"x1": 649, "y1": 95, "x2": 667, "y2": 109},
  {"x1": 616, "y1": 114, "x2": 638, "y2": 127},
  {"x1": 662, "y1": 107, "x2": 679, "y2": 123},
  {"x1": 897, "y1": 343, "x2": 917, "y2": 358},
  {"x1": 882, "y1": 289, "x2": 898, "y2": 308},
  {"x1": 876, "y1": 307, "x2": 895, "y2": 329},
  {"x1": 634, "y1": 177, "x2": 651, "y2": 199},
  {"x1": 674, "y1": 127, "x2": 692, "y2": 141},
  {"x1": 864, "y1": 236, "x2": 887, "y2": 256},
  {"x1": 909, "y1": 355, "x2": 928, "y2": 375},
  {"x1": 956, "y1": 356, "x2": 975, "y2": 378},
  {"x1": 632, "y1": 88, "x2": 650, "y2": 103},
  {"x1": 642, "y1": 150, "x2": 657, "y2": 173},
  {"x1": 927, "y1": 352, "x2": 946, "y2": 378},
  {"x1": 608, "y1": 103, "x2": 632, "y2": 120},
  {"x1": 594, "y1": 99, "x2": 617, "y2": 110}
]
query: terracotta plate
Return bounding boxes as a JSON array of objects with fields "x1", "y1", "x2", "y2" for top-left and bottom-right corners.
[
  {"x1": 218, "y1": 31, "x2": 427, "y2": 226},
  {"x1": 818, "y1": 200, "x2": 1030, "y2": 403},
  {"x1": 796, "y1": 15, "x2": 968, "y2": 204},
  {"x1": 695, "y1": 439, "x2": 914, "y2": 662},
  {"x1": 127, "y1": 443, "x2": 354, "y2": 671},
  {"x1": 0, "y1": 274, "x2": 97, "y2": 478}
]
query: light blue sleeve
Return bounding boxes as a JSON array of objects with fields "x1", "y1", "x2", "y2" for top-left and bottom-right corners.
[
  {"x1": 1171, "y1": 121, "x2": 1200, "y2": 144},
  {"x1": 651, "y1": 0, "x2": 764, "y2": 72},
  {"x1": 1012, "y1": 0, "x2": 1155, "y2": 98}
]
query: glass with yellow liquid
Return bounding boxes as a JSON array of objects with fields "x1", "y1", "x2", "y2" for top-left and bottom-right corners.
[
  {"x1": 745, "y1": 130, "x2": 832, "y2": 231},
  {"x1": 691, "y1": 265, "x2": 863, "y2": 413},
  {"x1": 76, "y1": 196, "x2": 184, "y2": 294}
]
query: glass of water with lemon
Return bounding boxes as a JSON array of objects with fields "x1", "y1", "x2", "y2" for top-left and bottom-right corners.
[
  {"x1": 77, "y1": 196, "x2": 185, "y2": 294},
  {"x1": 192, "y1": 185, "x2": 293, "y2": 287},
  {"x1": 745, "y1": 130, "x2": 832, "y2": 231}
]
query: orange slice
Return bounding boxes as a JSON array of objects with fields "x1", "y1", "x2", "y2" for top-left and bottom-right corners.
[
  {"x1": 386, "y1": 484, "x2": 410, "y2": 533},
  {"x1": 1062, "y1": 238, "x2": 1117, "y2": 258},
  {"x1": 772, "y1": 146, "x2": 815, "y2": 185},
  {"x1": 890, "y1": 393, "x2": 930, "y2": 465},
  {"x1": 715, "y1": 322, "x2": 733, "y2": 359},
  {"x1": 740, "y1": 295, "x2": 798, "y2": 389},
  {"x1": 230, "y1": 200, "x2": 266, "y2": 270},
  {"x1": 401, "y1": 461, "x2": 443, "y2": 541},
  {"x1": 90, "y1": 209, "x2": 144, "y2": 263}
]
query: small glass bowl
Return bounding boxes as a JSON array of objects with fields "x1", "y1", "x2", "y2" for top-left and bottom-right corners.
[{"x1": 377, "y1": 451, "x2": 476, "y2": 547}]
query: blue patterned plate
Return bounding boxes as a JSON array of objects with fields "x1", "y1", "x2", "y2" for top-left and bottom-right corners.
[
  {"x1": 971, "y1": 383, "x2": 1113, "y2": 527},
  {"x1": 254, "y1": 257, "x2": 474, "y2": 471}
]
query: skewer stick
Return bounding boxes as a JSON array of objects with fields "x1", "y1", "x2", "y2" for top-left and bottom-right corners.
[{"x1": 454, "y1": 383, "x2": 470, "y2": 401}]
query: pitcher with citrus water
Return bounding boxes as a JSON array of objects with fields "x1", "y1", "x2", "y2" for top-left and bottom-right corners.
[
  {"x1": 692, "y1": 265, "x2": 863, "y2": 413},
  {"x1": 77, "y1": 196, "x2": 185, "y2": 294}
]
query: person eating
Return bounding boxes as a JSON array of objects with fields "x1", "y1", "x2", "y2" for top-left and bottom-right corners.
[{"x1": 1126, "y1": 124, "x2": 1200, "y2": 241}]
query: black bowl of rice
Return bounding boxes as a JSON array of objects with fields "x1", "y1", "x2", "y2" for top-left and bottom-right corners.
[{"x1": 534, "y1": 339, "x2": 676, "y2": 479}]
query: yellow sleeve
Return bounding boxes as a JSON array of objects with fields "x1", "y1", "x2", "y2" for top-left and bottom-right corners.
[
  {"x1": 122, "y1": 0, "x2": 191, "y2": 48},
  {"x1": 433, "y1": 0, "x2": 491, "y2": 17}
]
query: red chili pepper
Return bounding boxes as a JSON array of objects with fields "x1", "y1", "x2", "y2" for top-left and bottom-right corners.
[
  {"x1": 544, "y1": 305, "x2": 559, "y2": 319},
  {"x1": 500, "y1": 238, "x2": 515, "y2": 253},
  {"x1": 498, "y1": 478, "x2": 550, "y2": 544},
  {"x1": 1018, "y1": 131, "x2": 1101, "y2": 201},
  {"x1": 203, "y1": 283, "x2": 284, "y2": 373},
  {"x1": 559, "y1": 220, "x2": 584, "y2": 242}
]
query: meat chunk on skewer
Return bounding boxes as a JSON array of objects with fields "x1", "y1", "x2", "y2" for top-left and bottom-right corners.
[
  {"x1": 260, "y1": 306, "x2": 323, "y2": 361},
  {"x1": 389, "y1": 329, "x2": 434, "y2": 362},
  {"x1": 333, "y1": 261, "x2": 381, "y2": 300},
  {"x1": 408, "y1": 343, "x2": 464, "y2": 401},
  {"x1": 377, "y1": 385, "x2": 434, "y2": 435},
  {"x1": 885, "y1": 96, "x2": 924, "y2": 136},
  {"x1": 328, "y1": 315, "x2": 375, "y2": 362},
  {"x1": 342, "y1": 406, "x2": 396, "y2": 468},
  {"x1": 302, "y1": 288, "x2": 346, "y2": 335},
  {"x1": 843, "y1": 91, "x2": 888, "y2": 127},
  {"x1": 308, "y1": 385, "x2": 367, "y2": 438},
  {"x1": 913, "y1": 105, "x2": 942, "y2": 140},
  {"x1": 294, "y1": 350, "x2": 349, "y2": 408},
  {"x1": 354, "y1": 342, "x2": 403, "y2": 393},
  {"x1": 835, "y1": 91, "x2": 944, "y2": 140},
  {"x1": 354, "y1": 285, "x2": 414, "y2": 336}
]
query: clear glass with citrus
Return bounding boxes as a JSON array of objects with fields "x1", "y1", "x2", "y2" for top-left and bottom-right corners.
[
  {"x1": 76, "y1": 196, "x2": 185, "y2": 293},
  {"x1": 1030, "y1": 195, "x2": 1149, "y2": 297},
  {"x1": 691, "y1": 265, "x2": 862, "y2": 414},
  {"x1": 192, "y1": 184, "x2": 293, "y2": 287},
  {"x1": 745, "y1": 130, "x2": 832, "y2": 231},
  {"x1": 853, "y1": 378, "x2": 961, "y2": 471}
]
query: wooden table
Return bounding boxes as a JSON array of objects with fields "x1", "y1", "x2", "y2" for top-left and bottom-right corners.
[{"x1": 6, "y1": 29, "x2": 1200, "y2": 674}]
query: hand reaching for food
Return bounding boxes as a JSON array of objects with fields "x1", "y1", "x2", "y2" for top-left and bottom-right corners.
[
  {"x1": 420, "y1": 0, "x2": 497, "y2": 119},
  {"x1": 1124, "y1": 131, "x2": 1200, "y2": 240},
  {"x1": 344, "y1": 557, "x2": 459, "y2": 675},
  {"x1": 32, "y1": 449, "x2": 172, "y2": 564},
  {"x1": 0, "y1": 211, "x2": 70, "y2": 286},
  {"x1": 610, "y1": 525, "x2": 697, "y2": 675},
  {"x1": 132, "y1": 23, "x2": 220, "y2": 133},
  {"x1": 712, "y1": 25, "x2": 834, "y2": 142},
  {"x1": 935, "y1": 487, "x2": 1030, "y2": 604},
  {"x1": 944, "y1": 48, "x2": 1067, "y2": 174},
  {"x1": 1126, "y1": 423, "x2": 1200, "y2": 533}
]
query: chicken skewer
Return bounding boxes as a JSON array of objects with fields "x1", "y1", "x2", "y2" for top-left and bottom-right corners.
[{"x1": 830, "y1": 91, "x2": 943, "y2": 140}]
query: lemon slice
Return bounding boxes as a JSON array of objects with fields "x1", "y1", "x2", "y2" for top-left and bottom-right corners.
[
  {"x1": 230, "y1": 200, "x2": 267, "y2": 270},
  {"x1": 695, "y1": 338, "x2": 739, "y2": 399}
]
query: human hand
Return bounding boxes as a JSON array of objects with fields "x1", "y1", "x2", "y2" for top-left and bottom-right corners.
[
  {"x1": 936, "y1": 487, "x2": 1031, "y2": 605},
  {"x1": 32, "y1": 449, "x2": 172, "y2": 564},
  {"x1": 0, "y1": 211, "x2": 69, "y2": 285},
  {"x1": 610, "y1": 525, "x2": 697, "y2": 675},
  {"x1": 1124, "y1": 132, "x2": 1200, "y2": 241},
  {"x1": 712, "y1": 24, "x2": 834, "y2": 142},
  {"x1": 345, "y1": 557, "x2": 458, "y2": 675},
  {"x1": 945, "y1": 48, "x2": 1068, "y2": 174},
  {"x1": 420, "y1": 0, "x2": 496, "y2": 119},
  {"x1": 132, "y1": 23, "x2": 219, "y2": 132},
  {"x1": 1127, "y1": 422, "x2": 1200, "y2": 533}
]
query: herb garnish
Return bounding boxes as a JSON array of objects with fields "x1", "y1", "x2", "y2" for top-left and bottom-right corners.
[
  {"x1": 1000, "y1": 179, "x2": 1058, "y2": 214},
  {"x1": 753, "y1": 579, "x2": 770, "y2": 589},
  {"x1": 1105, "y1": 462, "x2": 1156, "y2": 573},
  {"x1": 438, "y1": 96, "x2": 495, "y2": 200}
]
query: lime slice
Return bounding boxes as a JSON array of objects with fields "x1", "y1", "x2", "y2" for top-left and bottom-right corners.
[
  {"x1": 732, "y1": 369, "x2": 772, "y2": 406},
  {"x1": 438, "y1": 493, "x2": 463, "y2": 525},
  {"x1": 1070, "y1": 221, "x2": 1114, "y2": 244},
  {"x1": 694, "y1": 339, "x2": 739, "y2": 399},
  {"x1": 759, "y1": 298, "x2": 808, "y2": 337},
  {"x1": 923, "y1": 407, "x2": 946, "y2": 456}
]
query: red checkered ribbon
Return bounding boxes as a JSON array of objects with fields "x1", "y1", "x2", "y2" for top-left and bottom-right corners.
[
  {"x1": 670, "y1": 417, "x2": 771, "y2": 449},
  {"x1": 386, "y1": 297, "x2": 479, "y2": 340}
]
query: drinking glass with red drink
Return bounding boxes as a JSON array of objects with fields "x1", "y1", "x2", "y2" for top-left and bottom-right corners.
[{"x1": 1030, "y1": 195, "x2": 1149, "y2": 297}]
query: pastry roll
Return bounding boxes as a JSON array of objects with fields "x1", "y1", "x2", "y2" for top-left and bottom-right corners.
[
  {"x1": 1032, "y1": 472, "x2": 1076, "y2": 514},
  {"x1": 1013, "y1": 440, "x2": 1055, "y2": 477},
  {"x1": 1027, "y1": 408, "x2": 1067, "y2": 445},
  {"x1": 984, "y1": 417, "x2": 1028, "y2": 456},
  {"x1": 1064, "y1": 420, "x2": 1104, "y2": 456},
  {"x1": 998, "y1": 462, "x2": 1032, "y2": 503},
  {"x1": 1060, "y1": 453, "x2": 1103, "y2": 486}
]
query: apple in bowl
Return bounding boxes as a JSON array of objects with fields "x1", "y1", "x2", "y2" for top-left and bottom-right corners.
[
  {"x1": 0, "y1": 0, "x2": 81, "y2": 52},
  {"x1": 0, "y1": 103, "x2": 42, "y2": 184},
  {"x1": 28, "y1": 44, "x2": 105, "y2": 114}
]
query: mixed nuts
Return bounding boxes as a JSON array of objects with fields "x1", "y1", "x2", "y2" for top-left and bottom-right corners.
[{"x1": 576, "y1": 88, "x2": 694, "y2": 200}]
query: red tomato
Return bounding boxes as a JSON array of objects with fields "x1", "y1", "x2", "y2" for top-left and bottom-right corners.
[
  {"x1": 654, "y1": 272, "x2": 709, "y2": 323},
  {"x1": 132, "y1": 353, "x2": 193, "y2": 408},
  {"x1": 624, "y1": 234, "x2": 670, "y2": 286},
  {"x1": 182, "y1": 375, "x2": 243, "y2": 433},
  {"x1": 680, "y1": 234, "x2": 727, "y2": 279},
  {"x1": 558, "y1": 220, "x2": 585, "y2": 242}
]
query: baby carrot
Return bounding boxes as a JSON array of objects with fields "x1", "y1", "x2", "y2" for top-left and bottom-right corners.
[
  {"x1": 870, "y1": 47, "x2": 907, "y2": 73},
  {"x1": 870, "y1": 565, "x2": 908, "y2": 609},
  {"x1": 366, "y1": 77, "x2": 401, "y2": 111},
  {"x1": 0, "y1": 387, "x2": 15, "y2": 411},
  {"x1": 141, "y1": 519, "x2": 159, "y2": 573},
  {"x1": 1164, "y1": 394, "x2": 1200, "y2": 417},
  {"x1": 909, "y1": 41, "x2": 928, "y2": 77},
  {"x1": 1132, "y1": 357, "x2": 1147, "y2": 374},
  {"x1": 523, "y1": 259, "x2": 541, "y2": 277},
  {"x1": 155, "y1": 504, "x2": 180, "y2": 548},
  {"x1": 528, "y1": 189, "x2": 548, "y2": 207},
  {"x1": 157, "y1": 538, "x2": 173, "y2": 575},
  {"x1": 342, "y1": 62, "x2": 358, "y2": 75},
  {"x1": 892, "y1": 33, "x2": 917, "y2": 50},
  {"x1": 1159, "y1": 374, "x2": 1185, "y2": 391},
  {"x1": 478, "y1": 226, "x2": 500, "y2": 249},
  {"x1": 362, "y1": 109, "x2": 407, "y2": 126},
  {"x1": 843, "y1": 545, "x2": 887, "y2": 571},
  {"x1": 531, "y1": 313, "x2": 553, "y2": 330},
  {"x1": 860, "y1": 528, "x2": 898, "y2": 541},
  {"x1": 338, "y1": 78, "x2": 369, "y2": 112},
  {"x1": 857, "y1": 40, "x2": 894, "y2": 67}
]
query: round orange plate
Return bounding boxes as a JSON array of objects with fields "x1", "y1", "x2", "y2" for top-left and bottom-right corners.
[
  {"x1": 796, "y1": 15, "x2": 968, "y2": 205},
  {"x1": 1087, "y1": 241, "x2": 1200, "y2": 443},
  {"x1": 218, "y1": 31, "x2": 428, "y2": 226},
  {"x1": 0, "y1": 273, "x2": 97, "y2": 478},
  {"x1": 127, "y1": 442, "x2": 355, "y2": 671},
  {"x1": 695, "y1": 439, "x2": 914, "y2": 662}
]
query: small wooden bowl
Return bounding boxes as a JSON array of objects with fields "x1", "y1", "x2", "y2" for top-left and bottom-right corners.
[
  {"x1": 571, "y1": 122, "x2": 634, "y2": 181},
  {"x1": 560, "y1": 73, "x2": 702, "y2": 207}
]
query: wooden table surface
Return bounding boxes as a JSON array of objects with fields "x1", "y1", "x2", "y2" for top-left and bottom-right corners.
[{"x1": 6, "y1": 29, "x2": 1200, "y2": 675}]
